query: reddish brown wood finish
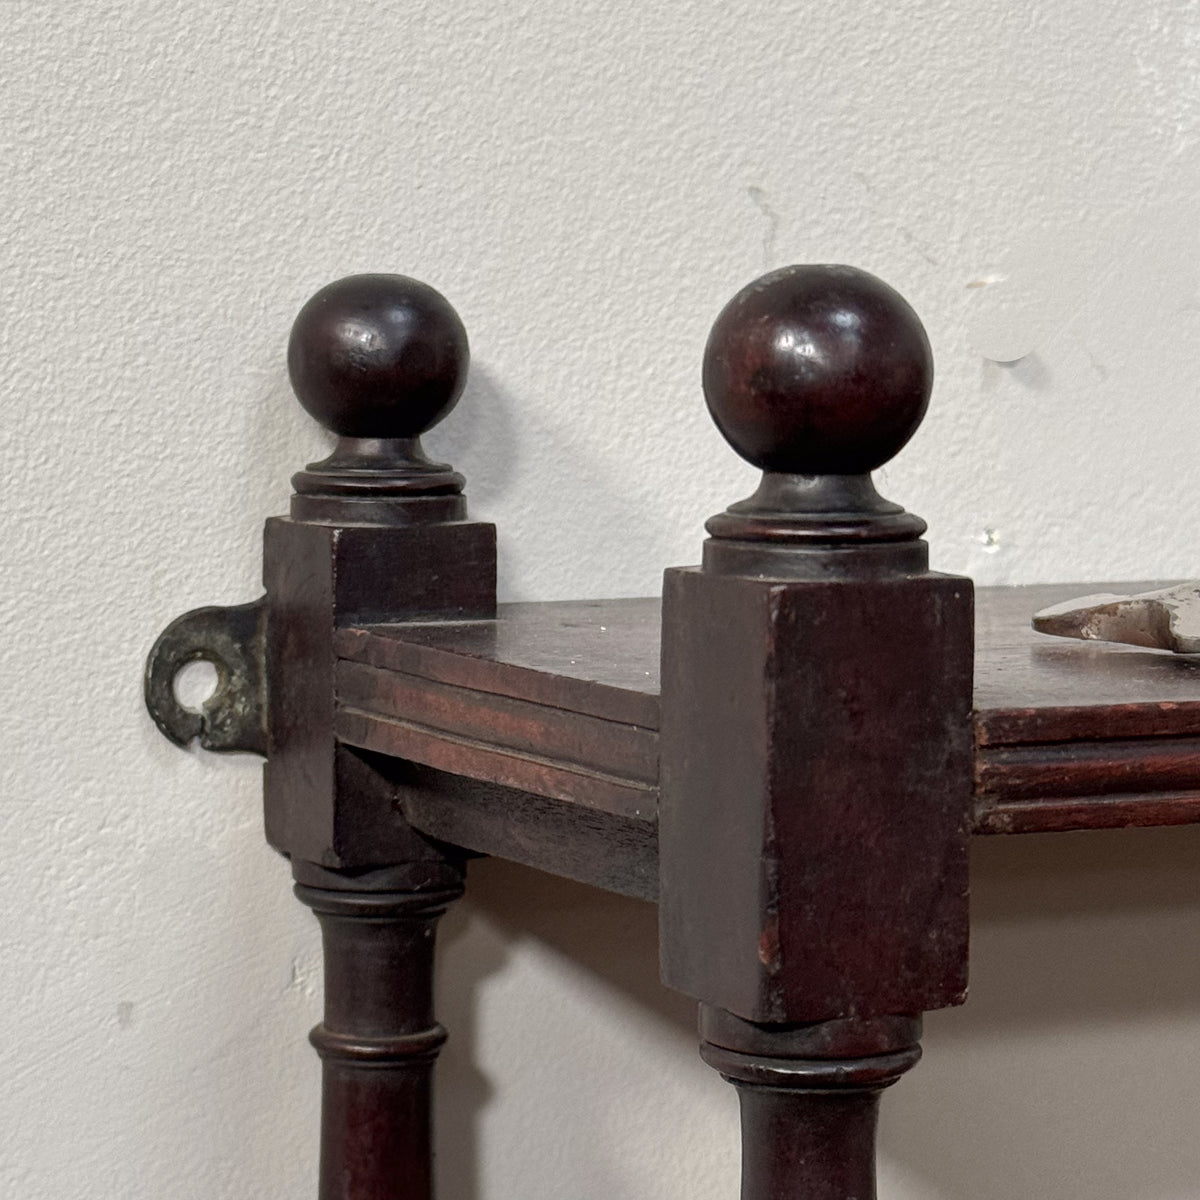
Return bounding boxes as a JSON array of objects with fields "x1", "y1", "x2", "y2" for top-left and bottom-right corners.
[
  {"x1": 701, "y1": 1011, "x2": 923, "y2": 1200},
  {"x1": 702, "y1": 265, "x2": 932, "y2": 475},
  {"x1": 295, "y1": 865, "x2": 463, "y2": 1200},
  {"x1": 264, "y1": 273, "x2": 496, "y2": 872},
  {"x1": 336, "y1": 657, "x2": 657, "y2": 814},
  {"x1": 388, "y1": 762, "x2": 659, "y2": 899},
  {"x1": 659, "y1": 566, "x2": 973, "y2": 1024},
  {"x1": 148, "y1": 267, "x2": 1200, "y2": 1200},
  {"x1": 973, "y1": 581, "x2": 1200, "y2": 724},
  {"x1": 972, "y1": 581, "x2": 1200, "y2": 832},
  {"x1": 334, "y1": 601, "x2": 662, "y2": 896},
  {"x1": 270, "y1": 274, "x2": 493, "y2": 1200},
  {"x1": 665, "y1": 266, "x2": 973, "y2": 1200},
  {"x1": 332, "y1": 583, "x2": 1200, "y2": 856},
  {"x1": 263, "y1": 519, "x2": 496, "y2": 866},
  {"x1": 335, "y1": 599, "x2": 661, "y2": 727},
  {"x1": 288, "y1": 274, "x2": 468, "y2": 441}
]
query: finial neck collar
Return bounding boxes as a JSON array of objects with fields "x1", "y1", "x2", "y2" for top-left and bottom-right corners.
[
  {"x1": 290, "y1": 435, "x2": 466, "y2": 525},
  {"x1": 705, "y1": 472, "x2": 927, "y2": 544}
]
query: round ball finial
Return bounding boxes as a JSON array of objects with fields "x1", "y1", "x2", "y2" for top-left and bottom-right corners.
[
  {"x1": 702, "y1": 265, "x2": 932, "y2": 476},
  {"x1": 287, "y1": 273, "x2": 469, "y2": 440}
]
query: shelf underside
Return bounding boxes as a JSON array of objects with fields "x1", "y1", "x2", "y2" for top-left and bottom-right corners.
[{"x1": 334, "y1": 583, "x2": 1200, "y2": 900}]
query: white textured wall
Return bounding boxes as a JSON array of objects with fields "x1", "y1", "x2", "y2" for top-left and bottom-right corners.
[{"x1": 4, "y1": 1, "x2": 1200, "y2": 1196}]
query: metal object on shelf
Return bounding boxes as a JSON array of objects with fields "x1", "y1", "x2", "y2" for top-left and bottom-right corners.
[{"x1": 1033, "y1": 582, "x2": 1200, "y2": 654}]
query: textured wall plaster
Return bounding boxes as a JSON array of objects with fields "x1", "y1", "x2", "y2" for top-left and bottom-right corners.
[{"x1": 3, "y1": 1, "x2": 1200, "y2": 1196}]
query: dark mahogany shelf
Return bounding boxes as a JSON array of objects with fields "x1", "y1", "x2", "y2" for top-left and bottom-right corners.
[
  {"x1": 334, "y1": 581, "x2": 1200, "y2": 900},
  {"x1": 145, "y1": 270, "x2": 1200, "y2": 1200}
]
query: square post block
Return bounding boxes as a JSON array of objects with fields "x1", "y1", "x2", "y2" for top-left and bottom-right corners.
[
  {"x1": 660, "y1": 564, "x2": 972, "y2": 1022},
  {"x1": 263, "y1": 516, "x2": 495, "y2": 868}
]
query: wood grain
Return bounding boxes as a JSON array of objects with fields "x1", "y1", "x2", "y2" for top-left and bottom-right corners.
[
  {"x1": 335, "y1": 582, "x2": 1200, "y2": 846},
  {"x1": 335, "y1": 598, "x2": 660, "y2": 727}
]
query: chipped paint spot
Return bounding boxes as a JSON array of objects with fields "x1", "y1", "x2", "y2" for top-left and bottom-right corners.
[
  {"x1": 746, "y1": 185, "x2": 780, "y2": 271},
  {"x1": 286, "y1": 956, "x2": 317, "y2": 998}
]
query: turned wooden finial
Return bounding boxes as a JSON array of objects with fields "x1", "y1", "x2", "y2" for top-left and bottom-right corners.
[
  {"x1": 702, "y1": 264, "x2": 933, "y2": 547},
  {"x1": 287, "y1": 273, "x2": 471, "y2": 523},
  {"x1": 661, "y1": 264, "x2": 973, "y2": 1035}
]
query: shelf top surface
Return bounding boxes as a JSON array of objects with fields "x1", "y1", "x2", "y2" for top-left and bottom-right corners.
[
  {"x1": 337, "y1": 597, "x2": 663, "y2": 728},
  {"x1": 337, "y1": 582, "x2": 1200, "y2": 744}
]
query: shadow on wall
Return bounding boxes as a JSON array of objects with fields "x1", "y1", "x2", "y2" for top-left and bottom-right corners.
[
  {"x1": 435, "y1": 826, "x2": 1200, "y2": 1200},
  {"x1": 885, "y1": 824, "x2": 1200, "y2": 1200},
  {"x1": 433, "y1": 857, "x2": 711, "y2": 1200}
]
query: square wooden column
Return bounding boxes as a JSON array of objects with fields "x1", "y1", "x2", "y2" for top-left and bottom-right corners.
[{"x1": 658, "y1": 265, "x2": 974, "y2": 1200}]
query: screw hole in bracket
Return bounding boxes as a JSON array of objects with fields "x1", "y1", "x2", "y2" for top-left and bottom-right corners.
[
  {"x1": 173, "y1": 658, "x2": 220, "y2": 713},
  {"x1": 144, "y1": 599, "x2": 268, "y2": 756}
]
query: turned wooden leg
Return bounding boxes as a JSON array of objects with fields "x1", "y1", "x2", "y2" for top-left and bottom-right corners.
[
  {"x1": 701, "y1": 1008, "x2": 922, "y2": 1200},
  {"x1": 294, "y1": 864, "x2": 464, "y2": 1200}
]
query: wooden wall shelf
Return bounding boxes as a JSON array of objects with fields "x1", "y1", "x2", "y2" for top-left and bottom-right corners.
[
  {"x1": 144, "y1": 268, "x2": 1200, "y2": 1200},
  {"x1": 337, "y1": 581, "x2": 1200, "y2": 898}
]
